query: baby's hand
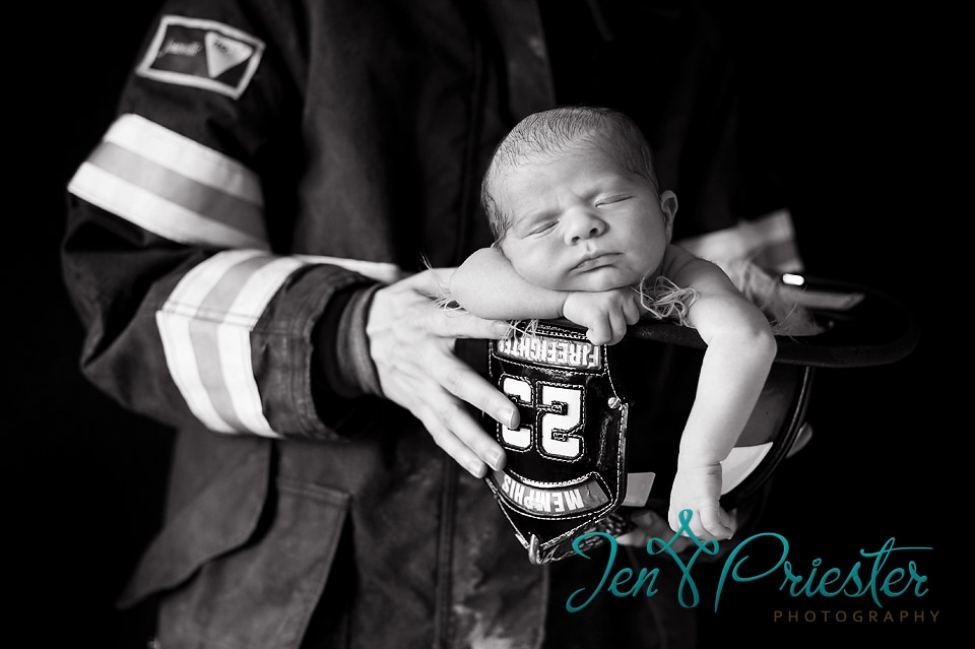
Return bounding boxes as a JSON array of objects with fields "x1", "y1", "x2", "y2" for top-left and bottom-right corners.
[
  {"x1": 561, "y1": 288, "x2": 641, "y2": 345},
  {"x1": 668, "y1": 463, "x2": 734, "y2": 542}
]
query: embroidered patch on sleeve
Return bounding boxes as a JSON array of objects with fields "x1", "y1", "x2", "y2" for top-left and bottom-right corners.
[{"x1": 136, "y1": 15, "x2": 265, "y2": 99}]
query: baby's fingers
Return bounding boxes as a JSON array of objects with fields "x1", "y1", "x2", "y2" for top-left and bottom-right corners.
[
  {"x1": 668, "y1": 506, "x2": 716, "y2": 542},
  {"x1": 608, "y1": 306, "x2": 632, "y2": 345},
  {"x1": 586, "y1": 315, "x2": 612, "y2": 346},
  {"x1": 698, "y1": 505, "x2": 735, "y2": 541},
  {"x1": 623, "y1": 294, "x2": 641, "y2": 325}
]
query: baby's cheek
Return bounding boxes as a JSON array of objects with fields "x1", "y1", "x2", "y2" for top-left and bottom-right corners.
[{"x1": 514, "y1": 250, "x2": 566, "y2": 290}]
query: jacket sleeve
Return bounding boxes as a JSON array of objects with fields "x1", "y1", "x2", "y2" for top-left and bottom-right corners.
[{"x1": 61, "y1": 0, "x2": 386, "y2": 439}]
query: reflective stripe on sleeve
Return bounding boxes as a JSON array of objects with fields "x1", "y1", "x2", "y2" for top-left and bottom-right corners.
[
  {"x1": 676, "y1": 210, "x2": 803, "y2": 273},
  {"x1": 156, "y1": 250, "x2": 306, "y2": 436},
  {"x1": 68, "y1": 114, "x2": 269, "y2": 250},
  {"x1": 293, "y1": 254, "x2": 407, "y2": 284}
]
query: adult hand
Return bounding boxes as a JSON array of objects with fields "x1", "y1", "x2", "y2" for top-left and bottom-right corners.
[{"x1": 367, "y1": 268, "x2": 518, "y2": 477}]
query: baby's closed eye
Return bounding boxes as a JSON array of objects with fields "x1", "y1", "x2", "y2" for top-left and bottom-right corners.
[
  {"x1": 595, "y1": 195, "x2": 631, "y2": 207},
  {"x1": 530, "y1": 220, "x2": 557, "y2": 235}
]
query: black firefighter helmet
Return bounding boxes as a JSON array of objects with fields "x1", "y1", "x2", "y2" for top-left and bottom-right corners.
[{"x1": 458, "y1": 273, "x2": 919, "y2": 564}]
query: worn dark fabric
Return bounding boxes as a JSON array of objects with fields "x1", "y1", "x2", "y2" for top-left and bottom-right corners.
[{"x1": 61, "y1": 0, "x2": 750, "y2": 646}]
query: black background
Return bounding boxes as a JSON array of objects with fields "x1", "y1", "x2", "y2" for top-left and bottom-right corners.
[{"x1": 12, "y1": 2, "x2": 953, "y2": 646}]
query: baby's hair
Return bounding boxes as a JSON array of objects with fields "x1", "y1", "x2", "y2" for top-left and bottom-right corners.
[{"x1": 482, "y1": 106, "x2": 659, "y2": 244}]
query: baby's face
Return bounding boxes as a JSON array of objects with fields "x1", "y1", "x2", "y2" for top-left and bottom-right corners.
[{"x1": 498, "y1": 145, "x2": 675, "y2": 292}]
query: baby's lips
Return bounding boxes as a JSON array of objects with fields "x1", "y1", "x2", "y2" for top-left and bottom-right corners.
[{"x1": 573, "y1": 252, "x2": 618, "y2": 271}]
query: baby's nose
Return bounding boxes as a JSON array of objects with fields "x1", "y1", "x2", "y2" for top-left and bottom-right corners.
[{"x1": 564, "y1": 210, "x2": 606, "y2": 244}]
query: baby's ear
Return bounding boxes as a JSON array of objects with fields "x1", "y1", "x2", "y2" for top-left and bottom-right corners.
[{"x1": 659, "y1": 190, "x2": 678, "y2": 241}]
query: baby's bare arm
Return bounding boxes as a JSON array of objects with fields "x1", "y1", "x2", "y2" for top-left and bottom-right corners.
[
  {"x1": 449, "y1": 248, "x2": 567, "y2": 320},
  {"x1": 450, "y1": 248, "x2": 640, "y2": 345},
  {"x1": 664, "y1": 245, "x2": 777, "y2": 539}
]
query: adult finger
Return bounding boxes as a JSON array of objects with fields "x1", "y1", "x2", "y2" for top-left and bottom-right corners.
[
  {"x1": 396, "y1": 267, "x2": 455, "y2": 299},
  {"x1": 414, "y1": 399, "x2": 494, "y2": 478},
  {"x1": 382, "y1": 354, "x2": 507, "y2": 474},
  {"x1": 432, "y1": 349, "x2": 520, "y2": 435},
  {"x1": 419, "y1": 308, "x2": 512, "y2": 341}
]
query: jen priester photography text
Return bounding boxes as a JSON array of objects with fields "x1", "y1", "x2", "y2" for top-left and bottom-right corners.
[{"x1": 566, "y1": 510, "x2": 932, "y2": 614}]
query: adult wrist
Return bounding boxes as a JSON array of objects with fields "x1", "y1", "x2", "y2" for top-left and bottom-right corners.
[{"x1": 313, "y1": 283, "x2": 384, "y2": 400}]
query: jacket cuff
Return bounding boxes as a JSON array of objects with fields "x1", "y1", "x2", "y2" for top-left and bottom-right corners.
[
  {"x1": 253, "y1": 262, "x2": 376, "y2": 438},
  {"x1": 314, "y1": 283, "x2": 383, "y2": 400}
]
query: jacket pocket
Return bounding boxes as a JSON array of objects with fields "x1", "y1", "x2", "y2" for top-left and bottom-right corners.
[
  {"x1": 153, "y1": 475, "x2": 351, "y2": 649},
  {"x1": 118, "y1": 439, "x2": 273, "y2": 609}
]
